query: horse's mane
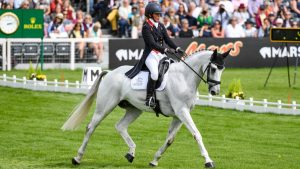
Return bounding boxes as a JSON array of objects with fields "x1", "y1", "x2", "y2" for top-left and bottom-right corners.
[{"x1": 184, "y1": 49, "x2": 212, "y2": 63}]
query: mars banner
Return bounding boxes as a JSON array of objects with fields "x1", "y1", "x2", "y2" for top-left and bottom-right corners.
[{"x1": 109, "y1": 38, "x2": 299, "y2": 69}]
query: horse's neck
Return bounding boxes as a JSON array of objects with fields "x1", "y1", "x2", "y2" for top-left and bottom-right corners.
[{"x1": 178, "y1": 51, "x2": 211, "y2": 90}]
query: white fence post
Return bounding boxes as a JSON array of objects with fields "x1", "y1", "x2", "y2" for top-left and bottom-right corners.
[
  {"x1": 3, "y1": 74, "x2": 6, "y2": 81},
  {"x1": 292, "y1": 101, "x2": 297, "y2": 110},
  {"x1": 33, "y1": 78, "x2": 37, "y2": 86},
  {"x1": 249, "y1": 97, "x2": 253, "y2": 106},
  {"x1": 7, "y1": 40, "x2": 11, "y2": 71},
  {"x1": 277, "y1": 100, "x2": 282, "y2": 109},
  {"x1": 76, "y1": 81, "x2": 80, "y2": 88},
  {"x1": 54, "y1": 79, "x2": 58, "y2": 87},
  {"x1": 44, "y1": 79, "x2": 47, "y2": 86},
  {"x1": 23, "y1": 77, "x2": 26, "y2": 85},
  {"x1": 13, "y1": 75, "x2": 16, "y2": 83},
  {"x1": 65, "y1": 80, "x2": 69, "y2": 88},
  {"x1": 222, "y1": 95, "x2": 226, "y2": 103}
]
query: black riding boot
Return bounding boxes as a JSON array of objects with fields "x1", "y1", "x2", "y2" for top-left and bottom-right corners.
[{"x1": 145, "y1": 78, "x2": 157, "y2": 108}]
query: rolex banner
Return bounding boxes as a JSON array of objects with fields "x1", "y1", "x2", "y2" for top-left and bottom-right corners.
[
  {"x1": 0, "y1": 10, "x2": 43, "y2": 38},
  {"x1": 109, "y1": 38, "x2": 299, "y2": 69}
]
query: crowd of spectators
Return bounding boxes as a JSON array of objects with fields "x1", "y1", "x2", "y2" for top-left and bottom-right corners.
[{"x1": 1, "y1": 0, "x2": 300, "y2": 40}]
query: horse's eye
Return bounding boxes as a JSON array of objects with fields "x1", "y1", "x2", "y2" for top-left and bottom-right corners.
[{"x1": 211, "y1": 68, "x2": 216, "y2": 73}]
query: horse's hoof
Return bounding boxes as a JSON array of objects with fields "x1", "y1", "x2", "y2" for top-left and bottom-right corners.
[
  {"x1": 205, "y1": 162, "x2": 215, "y2": 168},
  {"x1": 149, "y1": 162, "x2": 157, "y2": 167},
  {"x1": 72, "y1": 158, "x2": 80, "y2": 165},
  {"x1": 125, "y1": 153, "x2": 134, "y2": 163}
]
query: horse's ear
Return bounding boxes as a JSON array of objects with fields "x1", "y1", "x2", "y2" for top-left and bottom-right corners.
[
  {"x1": 212, "y1": 49, "x2": 218, "y2": 59},
  {"x1": 222, "y1": 49, "x2": 232, "y2": 59}
]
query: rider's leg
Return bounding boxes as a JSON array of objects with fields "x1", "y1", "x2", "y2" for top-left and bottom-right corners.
[{"x1": 145, "y1": 53, "x2": 159, "y2": 108}]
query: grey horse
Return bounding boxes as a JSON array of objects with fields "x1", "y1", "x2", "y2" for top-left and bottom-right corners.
[{"x1": 62, "y1": 49, "x2": 230, "y2": 168}]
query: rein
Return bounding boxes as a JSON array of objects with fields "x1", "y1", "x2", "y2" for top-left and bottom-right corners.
[{"x1": 169, "y1": 52, "x2": 208, "y2": 83}]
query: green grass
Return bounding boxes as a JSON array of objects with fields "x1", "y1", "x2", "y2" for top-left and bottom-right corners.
[
  {"x1": 1, "y1": 67, "x2": 299, "y2": 103},
  {"x1": 0, "y1": 85, "x2": 300, "y2": 169}
]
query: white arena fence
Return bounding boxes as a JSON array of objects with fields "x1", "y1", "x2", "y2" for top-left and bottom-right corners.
[
  {"x1": 1, "y1": 74, "x2": 299, "y2": 116},
  {"x1": 0, "y1": 38, "x2": 109, "y2": 71}
]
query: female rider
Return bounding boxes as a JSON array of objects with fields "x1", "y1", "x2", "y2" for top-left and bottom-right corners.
[{"x1": 125, "y1": 2, "x2": 185, "y2": 108}]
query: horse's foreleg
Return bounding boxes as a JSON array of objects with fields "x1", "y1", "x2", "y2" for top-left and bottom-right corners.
[
  {"x1": 149, "y1": 117, "x2": 182, "y2": 167},
  {"x1": 176, "y1": 107, "x2": 214, "y2": 168},
  {"x1": 115, "y1": 107, "x2": 142, "y2": 163}
]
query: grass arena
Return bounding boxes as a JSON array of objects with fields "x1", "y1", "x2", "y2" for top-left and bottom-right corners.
[{"x1": 0, "y1": 68, "x2": 299, "y2": 169}]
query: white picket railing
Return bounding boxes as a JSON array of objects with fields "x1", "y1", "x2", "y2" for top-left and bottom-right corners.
[{"x1": 1, "y1": 74, "x2": 299, "y2": 115}]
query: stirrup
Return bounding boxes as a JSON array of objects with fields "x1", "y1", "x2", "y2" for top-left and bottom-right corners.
[{"x1": 145, "y1": 97, "x2": 156, "y2": 108}]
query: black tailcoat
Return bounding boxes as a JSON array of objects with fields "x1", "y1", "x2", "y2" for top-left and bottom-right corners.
[{"x1": 125, "y1": 19, "x2": 178, "y2": 79}]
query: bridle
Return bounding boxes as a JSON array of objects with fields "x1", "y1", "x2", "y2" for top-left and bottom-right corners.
[{"x1": 203, "y1": 62, "x2": 225, "y2": 89}]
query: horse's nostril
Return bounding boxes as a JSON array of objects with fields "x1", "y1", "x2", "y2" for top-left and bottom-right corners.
[{"x1": 211, "y1": 91, "x2": 216, "y2": 95}]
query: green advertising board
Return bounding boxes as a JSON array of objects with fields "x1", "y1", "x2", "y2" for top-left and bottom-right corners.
[{"x1": 0, "y1": 9, "x2": 44, "y2": 38}]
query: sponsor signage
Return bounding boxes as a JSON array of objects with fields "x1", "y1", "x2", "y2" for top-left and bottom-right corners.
[
  {"x1": 109, "y1": 38, "x2": 299, "y2": 69},
  {"x1": 0, "y1": 10, "x2": 44, "y2": 38},
  {"x1": 81, "y1": 67, "x2": 102, "y2": 88}
]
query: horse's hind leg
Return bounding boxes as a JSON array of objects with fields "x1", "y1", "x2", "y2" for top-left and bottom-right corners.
[
  {"x1": 149, "y1": 117, "x2": 182, "y2": 167},
  {"x1": 115, "y1": 107, "x2": 142, "y2": 163},
  {"x1": 72, "y1": 97, "x2": 120, "y2": 165}
]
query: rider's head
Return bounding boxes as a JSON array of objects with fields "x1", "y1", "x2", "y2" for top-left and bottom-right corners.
[{"x1": 145, "y1": 2, "x2": 162, "y2": 22}]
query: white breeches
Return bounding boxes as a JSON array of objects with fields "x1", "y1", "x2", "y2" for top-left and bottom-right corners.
[{"x1": 145, "y1": 50, "x2": 166, "y2": 81}]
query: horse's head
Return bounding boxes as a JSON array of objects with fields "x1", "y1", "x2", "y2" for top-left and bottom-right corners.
[{"x1": 205, "y1": 49, "x2": 230, "y2": 95}]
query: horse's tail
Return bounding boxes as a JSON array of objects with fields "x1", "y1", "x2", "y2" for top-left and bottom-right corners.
[{"x1": 61, "y1": 71, "x2": 108, "y2": 131}]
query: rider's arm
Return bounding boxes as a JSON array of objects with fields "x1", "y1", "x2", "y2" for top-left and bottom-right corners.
[{"x1": 160, "y1": 24, "x2": 178, "y2": 50}]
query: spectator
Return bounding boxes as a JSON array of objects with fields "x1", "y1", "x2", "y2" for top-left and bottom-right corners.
[
  {"x1": 50, "y1": 0, "x2": 62, "y2": 13},
  {"x1": 178, "y1": 19, "x2": 194, "y2": 38},
  {"x1": 82, "y1": 14, "x2": 94, "y2": 33},
  {"x1": 62, "y1": 10, "x2": 74, "y2": 33},
  {"x1": 69, "y1": 22, "x2": 86, "y2": 60},
  {"x1": 233, "y1": 3, "x2": 250, "y2": 25},
  {"x1": 163, "y1": 16, "x2": 176, "y2": 38},
  {"x1": 219, "y1": 0, "x2": 234, "y2": 14},
  {"x1": 225, "y1": 17, "x2": 245, "y2": 38},
  {"x1": 258, "y1": 18, "x2": 272, "y2": 37},
  {"x1": 197, "y1": 9, "x2": 213, "y2": 28},
  {"x1": 199, "y1": 22, "x2": 212, "y2": 38},
  {"x1": 48, "y1": 13, "x2": 68, "y2": 38},
  {"x1": 87, "y1": 22, "x2": 103, "y2": 63},
  {"x1": 131, "y1": 6, "x2": 145, "y2": 39},
  {"x1": 188, "y1": 1, "x2": 201, "y2": 18},
  {"x1": 106, "y1": 0, "x2": 119, "y2": 36},
  {"x1": 177, "y1": 3, "x2": 187, "y2": 22},
  {"x1": 166, "y1": 7, "x2": 180, "y2": 33},
  {"x1": 255, "y1": 5, "x2": 267, "y2": 29},
  {"x1": 290, "y1": 0, "x2": 300, "y2": 18},
  {"x1": 186, "y1": 5, "x2": 198, "y2": 30},
  {"x1": 248, "y1": 0, "x2": 264, "y2": 18},
  {"x1": 62, "y1": 0, "x2": 74, "y2": 21},
  {"x1": 232, "y1": 0, "x2": 248, "y2": 11},
  {"x1": 211, "y1": 0, "x2": 221, "y2": 17},
  {"x1": 283, "y1": 11, "x2": 293, "y2": 28},
  {"x1": 74, "y1": 9, "x2": 84, "y2": 24},
  {"x1": 19, "y1": 0, "x2": 30, "y2": 9},
  {"x1": 291, "y1": 20, "x2": 299, "y2": 28},
  {"x1": 14, "y1": 0, "x2": 25, "y2": 9},
  {"x1": 50, "y1": 3, "x2": 62, "y2": 20},
  {"x1": 118, "y1": 0, "x2": 131, "y2": 37},
  {"x1": 274, "y1": 17, "x2": 284, "y2": 28},
  {"x1": 211, "y1": 20, "x2": 225, "y2": 38},
  {"x1": 214, "y1": 4, "x2": 231, "y2": 28},
  {"x1": 244, "y1": 20, "x2": 257, "y2": 37},
  {"x1": 268, "y1": 13, "x2": 276, "y2": 26}
]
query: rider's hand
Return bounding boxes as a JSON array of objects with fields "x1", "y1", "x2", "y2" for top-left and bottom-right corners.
[
  {"x1": 176, "y1": 47, "x2": 185, "y2": 55},
  {"x1": 165, "y1": 48, "x2": 176, "y2": 55}
]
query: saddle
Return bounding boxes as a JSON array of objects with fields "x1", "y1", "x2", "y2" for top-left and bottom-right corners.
[{"x1": 130, "y1": 57, "x2": 174, "y2": 91}]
